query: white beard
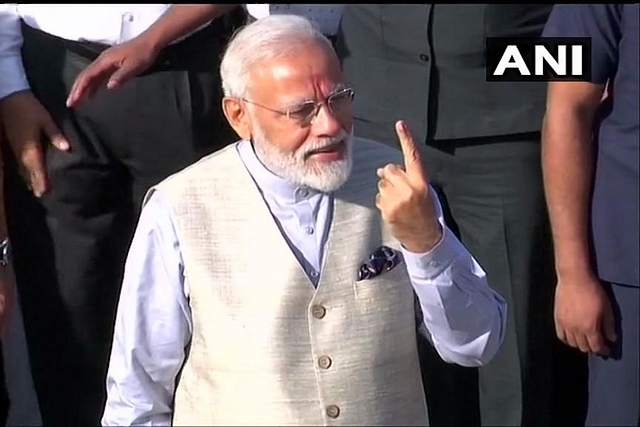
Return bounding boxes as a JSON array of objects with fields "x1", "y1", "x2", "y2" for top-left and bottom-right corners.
[{"x1": 251, "y1": 123, "x2": 354, "y2": 193}]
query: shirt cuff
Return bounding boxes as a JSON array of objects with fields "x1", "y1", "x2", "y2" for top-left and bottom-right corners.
[
  {"x1": 0, "y1": 57, "x2": 30, "y2": 101},
  {"x1": 401, "y1": 226, "x2": 467, "y2": 281}
]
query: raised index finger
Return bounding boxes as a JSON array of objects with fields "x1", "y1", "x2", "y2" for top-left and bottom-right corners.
[{"x1": 395, "y1": 120, "x2": 425, "y2": 179}]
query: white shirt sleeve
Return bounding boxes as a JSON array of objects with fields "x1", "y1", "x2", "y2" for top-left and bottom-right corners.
[
  {"x1": 403, "y1": 187, "x2": 507, "y2": 367},
  {"x1": 0, "y1": 4, "x2": 30, "y2": 100},
  {"x1": 101, "y1": 190, "x2": 192, "y2": 427}
]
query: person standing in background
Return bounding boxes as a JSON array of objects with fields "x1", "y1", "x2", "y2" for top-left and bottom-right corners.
[
  {"x1": 336, "y1": 5, "x2": 575, "y2": 427},
  {"x1": 0, "y1": 4, "x2": 244, "y2": 425},
  {"x1": 542, "y1": 4, "x2": 639, "y2": 426},
  {"x1": 245, "y1": 4, "x2": 343, "y2": 45}
]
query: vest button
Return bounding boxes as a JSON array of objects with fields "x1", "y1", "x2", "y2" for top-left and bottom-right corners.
[
  {"x1": 419, "y1": 53, "x2": 430, "y2": 62},
  {"x1": 317, "y1": 355, "x2": 332, "y2": 369},
  {"x1": 311, "y1": 305, "x2": 326, "y2": 319},
  {"x1": 326, "y1": 404, "x2": 340, "y2": 419}
]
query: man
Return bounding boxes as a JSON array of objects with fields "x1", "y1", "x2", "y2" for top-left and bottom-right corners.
[
  {"x1": 0, "y1": 4, "x2": 244, "y2": 425},
  {"x1": 245, "y1": 4, "x2": 344, "y2": 45},
  {"x1": 336, "y1": 5, "x2": 562, "y2": 427},
  {"x1": 102, "y1": 15, "x2": 506, "y2": 426},
  {"x1": 542, "y1": 5, "x2": 639, "y2": 426}
]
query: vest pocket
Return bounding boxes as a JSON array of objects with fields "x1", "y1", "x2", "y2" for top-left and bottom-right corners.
[{"x1": 353, "y1": 263, "x2": 411, "y2": 312}]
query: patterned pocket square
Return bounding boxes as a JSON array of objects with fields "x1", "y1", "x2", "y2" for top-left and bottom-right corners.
[{"x1": 357, "y1": 245, "x2": 403, "y2": 281}]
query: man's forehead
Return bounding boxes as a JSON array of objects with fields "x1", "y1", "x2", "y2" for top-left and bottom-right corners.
[
  {"x1": 249, "y1": 55, "x2": 343, "y2": 102},
  {"x1": 257, "y1": 79, "x2": 345, "y2": 105},
  {"x1": 251, "y1": 47, "x2": 339, "y2": 77}
]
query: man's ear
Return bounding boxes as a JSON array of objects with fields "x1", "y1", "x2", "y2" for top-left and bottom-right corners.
[{"x1": 222, "y1": 97, "x2": 251, "y2": 141}]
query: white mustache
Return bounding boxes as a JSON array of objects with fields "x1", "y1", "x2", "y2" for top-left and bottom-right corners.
[{"x1": 302, "y1": 130, "x2": 350, "y2": 157}]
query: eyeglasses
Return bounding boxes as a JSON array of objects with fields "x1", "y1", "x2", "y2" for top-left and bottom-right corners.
[
  {"x1": 242, "y1": 87, "x2": 355, "y2": 127},
  {"x1": 357, "y1": 246, "x2": 401, "y2": 281}
]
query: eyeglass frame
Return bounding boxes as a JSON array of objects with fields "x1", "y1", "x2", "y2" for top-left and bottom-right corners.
[{"x1": 240, "y1": 87, "x2": 355, "y2": 127}]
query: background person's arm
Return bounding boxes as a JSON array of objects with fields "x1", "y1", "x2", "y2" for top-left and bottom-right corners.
[
  {"x1": 542, "y1": 4, "x2": 622, "y2": 355},
  {"x1": 67, "y1": 4, "x2": 242, "y2": 107},
  {"x1": 0, "y1": 5, "x2": 69, "y2": 197},
  {"x1": 542, "y1": 81, "x2": 612, "y2": 355}
]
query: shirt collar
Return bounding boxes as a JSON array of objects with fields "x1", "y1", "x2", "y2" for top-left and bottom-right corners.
[{"x1": 237, "y1": 139, "x2": 320, "y2": 203}]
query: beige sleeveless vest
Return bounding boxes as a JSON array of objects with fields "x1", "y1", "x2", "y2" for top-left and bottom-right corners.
[{"x1": 152, "y1": 138, "x2": 429, "y2": 426}]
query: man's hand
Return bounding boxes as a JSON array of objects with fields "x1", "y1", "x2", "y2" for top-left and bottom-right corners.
[
  {"x1": 554, "y1": 272, "x2": 617, "y2": 356},
  {"x1": 376, "y1": 120, "x2": 442, "y2": 253},
  {"x1": 1, "y1": 91, "x2": 70, "y2": 197},
  {"x1": 66, "y1": 37, "x2": 161, "y2": 108}
]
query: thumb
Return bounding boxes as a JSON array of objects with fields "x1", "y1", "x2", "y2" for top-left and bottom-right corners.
[{"x1": 603, "y1": 304, "x2": 617, "y2": 343}]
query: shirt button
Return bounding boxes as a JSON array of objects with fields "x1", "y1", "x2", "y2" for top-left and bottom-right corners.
[
  {"x1": 305, "y1": 226, "x2": 315, "y2": 235},
  {"x1": 311, "y1": 305, "x2": 326, "y2": 319},
  {"x1": 419, "y1": 53, "x2": 430, "y2": 62},
  {"x1": 310, "y1": 270, "x2": 319, "y2": 278},
  {"x1": 123, "y1": 13, "x2": 134, "y2": 22},
  {"x1": 318, "y1": 355, "x2": 332, "y2": 369},
  {"x1": 296, "y1": 187, "x2": 309, "y2": 198},
  {"x1": 326, "y1": 404, "x2": 340, "y2": 419}
]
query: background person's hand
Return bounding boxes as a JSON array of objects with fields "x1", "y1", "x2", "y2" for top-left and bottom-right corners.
[
  {"x1": 66, "y1": 37, "x2": 161, "y2": 108},
  {"x1": 0, "y1": 91, "x2": 70, "y2": 197},
  {"x1": 376, "y1": 120, "x2": 442, "y2": 253},
  {"x1": 554, "y1": 271, "x2": 617, "y2": 356}
]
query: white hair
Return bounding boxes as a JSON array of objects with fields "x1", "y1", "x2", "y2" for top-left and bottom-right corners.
[{"x1": 220, "y1": 14, "x2": 334, "y2": 98}]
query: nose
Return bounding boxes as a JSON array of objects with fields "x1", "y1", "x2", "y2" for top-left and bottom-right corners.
[{"x1": 312, "y1": 103, "x2": 343, "y2": 136}]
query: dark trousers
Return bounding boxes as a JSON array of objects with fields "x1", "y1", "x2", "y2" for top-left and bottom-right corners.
[
  {"x1": 586, "y1": 283, "x2": 639, "y2": 427},
  {"x1": 0, "y1": 342, "x2": 7, "y2": 425},
  {"x1": 411, "y1": 134, "x2": 580, "y2": 427},
  {"x1": 2, "y1": 23, "x2": 236, "y2": 426}
]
